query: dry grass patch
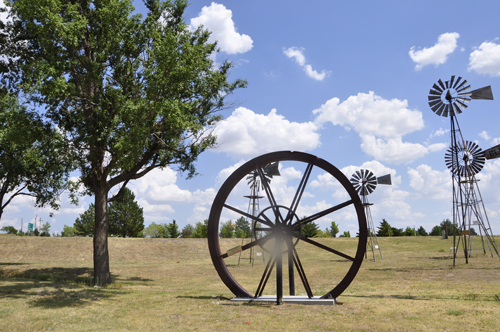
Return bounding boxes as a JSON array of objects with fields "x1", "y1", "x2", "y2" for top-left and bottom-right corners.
[{"x1": 1, "y1": 235, "x2": 499, "y2": 331}]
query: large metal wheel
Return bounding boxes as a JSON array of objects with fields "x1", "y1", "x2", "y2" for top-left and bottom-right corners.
[{"x1": 208, "y1": 151, "x2": 367, "y2": 300}]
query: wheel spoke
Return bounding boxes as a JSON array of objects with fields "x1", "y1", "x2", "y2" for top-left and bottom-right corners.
[
  {"x1": 284, "y1": 236, "x2": 313, "y2": 298},
  {"x1": 299, "y1": 236, "x2": 355, "y2": 261},
  {"x1": 257, "y1": 167, "x2": 284, "y2": 223},
  {"x1": 292, "y1": 199, "x2": 353, "y2": 229},
  {"x1": 220, "y1": 234, "x2": 272, "y2": 259},
  {"x1": 223, "y1": 203, "x2": 274, "y2": 228},
  {"x1": 255, "y1": 254, "x2": 275, "y2": 297},
  {"x1": 286, "y1": 163, "x2": 313, "y2": 222}
]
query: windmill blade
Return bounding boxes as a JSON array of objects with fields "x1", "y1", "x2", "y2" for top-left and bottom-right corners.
[
  {"x1": 433, "y1": 83, "x2": 443, "y2": 93},
  {"x1": 457, "y1": 84, "x2": 471, "y2": 93},
  {"x1": 442, "y1": 104, "x2": 450, "y2": 117},
  {"x1": 452, "y1": 103, "x2": 463, "y2": 115},
  {"x1": 429, "y1": 89, "x2": 441, "y2": 96},
  {"x1": 449, "y1": 104, "x2": 456, "y2": 117},
  {"x1": 435, "y1": 103, "x2": 446, "y2": 116},
  {"x1": 377, "y1": 174, "x2": 392, "y2": 185},
  {"x1": 452, "y1": 76, "x2": 463, "y2": 89},
  {"x1": 438, "y1": 79, "x2": 446, "y2": 91},
  {"x1": 429, "y1": 99, "x2": 441, "y2": 107},
  {"x1": 470, "y1": 86, "x2": 494, "y2": 100},
  {"x1": 455, "y1": 78, "x2": 467, "y2": 91},
  {"x1": 366, "y1": 183, "x2": 376, "y2": 194},
  {"x1": 456, "y1": 100, "x2": 469, "y2": 110},
  {"x1": 449, "y1": 75, "x2": 455, "y2": 88}
]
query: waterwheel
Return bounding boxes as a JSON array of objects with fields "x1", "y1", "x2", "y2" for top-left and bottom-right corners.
[{"x1": 207, "y1": 151, "x2": 367, "y2": 303}]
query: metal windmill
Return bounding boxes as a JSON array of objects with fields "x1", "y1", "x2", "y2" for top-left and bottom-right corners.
[
  {"x1": 241, "y1": 162, "x2": 280, "y2": 265},
  {"x1": 428, "y1": 76, "x2": 499, "y2": 266},
  {"x1": 350, "y1": 169, "x2": 392, "y2": 261}
]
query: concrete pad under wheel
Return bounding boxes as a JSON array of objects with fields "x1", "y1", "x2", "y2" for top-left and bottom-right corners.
[{"x1": 230, "y1": 295, "x2": 336, "y2": 305}]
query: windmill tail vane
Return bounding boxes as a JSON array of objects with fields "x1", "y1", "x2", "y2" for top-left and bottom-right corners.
[{"x1": 246, "y1": 162, "x2": 281, "y2": 190}]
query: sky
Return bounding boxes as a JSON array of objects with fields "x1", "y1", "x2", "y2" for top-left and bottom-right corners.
[{"x1": 2, "y1": 0, "x2": 500, "y2": 236}]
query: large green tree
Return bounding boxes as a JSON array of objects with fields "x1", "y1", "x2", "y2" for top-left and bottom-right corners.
[
  {"x1": 1, "y1": 0, "x2": 245, "y2": 285},
  {"x1": 74, "y1": 203, "x2": 96, "y2": 236},
  {"x1": 166, "y1": 220, "x2": 180, "y2": 238},
  {"x1": 1, "y1": 225, "x2": 17, "y2": 234},
  {"x1": 75, "y1": 190, "x2": 144, "y2": 237},
  {"x1": 417, "y1": 226, "x2": 428, "y2": 236},
  {"x1": 328, "y1": 221, "x2": 339, "y2": 238},
  {"x1": 108, "y1": 187, "x2": 144, "y2": 238},
  {"x1": 219, "y1": 220, "x2": 235, "y2": 238},
  {"x1": 142, "y1": 222, "x2": 169, "y2": 238},
  {"x1": 180, "y1": 223, "x2": 193, "y2": 238},
  {"x1": 235, "y1": 216, "x2": 251, "y2": 238},
  {"x1": 302, "y1": 221, "x2": 319, "y2": 238},
  {"x1": 0, "y1": 93, "x2": 73, "y2": 220},
  {"x1": 192, "y1": 220, "x2": 208, "y2": 238},
  {"x1": 61, "y1": 224, "x2": 77, "y2": 237},
  {"x1": 377, "y1": 219, "x2": 393, "y2": 237}
]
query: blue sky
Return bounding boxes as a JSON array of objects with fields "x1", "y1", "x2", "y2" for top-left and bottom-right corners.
[{"x1": 2, "y1": 0, "x2": 500, "y2": 236}]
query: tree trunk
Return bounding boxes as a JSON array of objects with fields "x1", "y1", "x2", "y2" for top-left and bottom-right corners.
[{"x1": 93, "y1": 184, "x2": 111, "y2": 286}]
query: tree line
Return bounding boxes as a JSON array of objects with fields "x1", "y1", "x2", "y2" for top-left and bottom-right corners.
[{"x1": 375, "y1": 219, "x2": 469, "y2": 237}]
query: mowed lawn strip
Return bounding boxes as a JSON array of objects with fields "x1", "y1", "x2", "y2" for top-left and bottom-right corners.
[{"x1": 1, "y1": 234, "x2": 499, "y2": 331}]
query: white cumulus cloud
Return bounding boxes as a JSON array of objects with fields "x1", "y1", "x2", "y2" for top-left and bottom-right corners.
[
  {"x1": 409, "y1": 32, "x2": 459, "y2": 70},
  {"x1": 313, "y1": 92, "x2": 423, "y2": 139},
  {"x1": 427, "y1": 143, "x2": 447, "y2": 152},
  {"x1": 430, "y1": 128, "x2": 449, "y2": 138},
  {"x1": 360, "y1": 135, "x2": 429, "y2": 167},
  {"x1": 283, "y1": 47, "x2": 329, "y2": 81},
  {"x1": 130, "y1": 167, "x2": 192, "y2": 204},
  {"x1": 468, "y1": 41, "x2": 500, "y2": 76},
  {"x1": 313, "y1": 92, "x2": 433, "y2": 164},
  {"x1": 408, "y1": 164, "x2": 451, "y2": 200},
  {"x1": 213, "y1": 107, "x2": 320, "y2": 159},
  {"x1": 189, "y1": 2, "x2": 252, "y2": 55},
  {"x1": 479, "y1": 130, "x2": 491, "y2": 141}
]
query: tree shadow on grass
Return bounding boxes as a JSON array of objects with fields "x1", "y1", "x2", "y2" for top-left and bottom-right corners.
[
  {"x1": 176, "y1": 295, "x2": 232, "y2": 301},
  {"x1": 366, "y1": 266, "x2": 451, "y2": 272},
  {"x1": 0, "y1": 267, "x2": 127, "y2": 309},
  {"x1": 0, "y1": 263, "x2": 28, "y2": 266}
]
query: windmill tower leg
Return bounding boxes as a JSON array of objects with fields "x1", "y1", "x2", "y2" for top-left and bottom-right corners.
[{"x1": 362, "y1": 196, "x2": 382, "y2": 261}]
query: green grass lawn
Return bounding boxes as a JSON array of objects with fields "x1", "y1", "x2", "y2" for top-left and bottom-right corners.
[{"x1": 1, "y1": 234, "x2": 499, "y2": 331}]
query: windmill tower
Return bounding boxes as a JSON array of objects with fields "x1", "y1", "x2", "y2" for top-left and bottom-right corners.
[
  {"x1": 350, "y1": 169, "x2": 392, "y2": 261},
  {"x1": 240, "y1": 162, "x2": 280, "y2": 265},
  {"x1": 428, "y1": 76, "x2": 500, "y2": 266}
]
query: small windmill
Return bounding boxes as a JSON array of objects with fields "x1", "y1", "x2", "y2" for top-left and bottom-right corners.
[
  {"x1": 428, "y1": 76, "x2": 499, "y2": 265},
  {"x1": 239, "y1": 162, "x2": 280, "y2": 266},
  {"x1": 350, "y1": 169, "x2": 392, "y2": 261}
]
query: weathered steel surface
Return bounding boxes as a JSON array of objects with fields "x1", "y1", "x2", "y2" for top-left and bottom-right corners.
[
  {"x1": 484, "y1": 144, "x2": 500, "y2": 160},
  {"x1": 470, "y1": 85, "x2": 494, "y2": 100},
  {"x1": 377, "y1": 174, "x2": 392, "y2": 185}
]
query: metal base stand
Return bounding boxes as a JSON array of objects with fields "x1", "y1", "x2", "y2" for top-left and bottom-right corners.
[{"x1": 231, "y1": 295, "x2": 336, "y2": 306}]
